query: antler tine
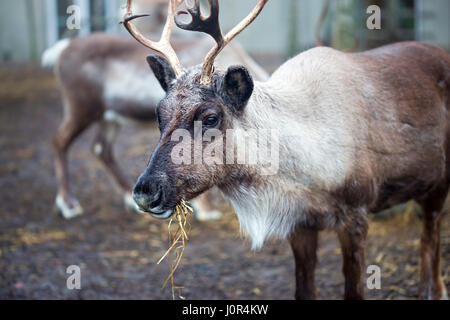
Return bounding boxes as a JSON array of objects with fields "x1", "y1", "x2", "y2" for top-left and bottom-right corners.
[
  {"x1": 122, "y1": 0, "x2": 184, "y2": 77},
  {"x1": 175, "y1": 0, "x2": 224, "y2": 46},
  {"x1": 178, "y1": 0, "x2": 269, "y2": 85},
  {"x1": 175, "y1": 0, "x2": 201, "y2": 28}
]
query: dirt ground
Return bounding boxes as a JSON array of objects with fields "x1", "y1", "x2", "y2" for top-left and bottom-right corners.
[{"x1": 0, "y1": 65, "x2": 448, "y2": 300}]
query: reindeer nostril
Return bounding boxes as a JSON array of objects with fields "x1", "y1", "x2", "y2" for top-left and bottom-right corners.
[
  {"x1": 133, "y1": 173, "x2": 170, "y2": 214},
  {"x1": 149, "y1": 188, "x2": 162, "y2": 209}
]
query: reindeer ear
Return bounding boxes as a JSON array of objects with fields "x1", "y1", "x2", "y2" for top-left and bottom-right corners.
[
  {"x1": 217, "y1": 66, "x2": 254, "y2": 111},
  {"x1": 146, "y1": 55, "x2": 176, "y2": 92}
]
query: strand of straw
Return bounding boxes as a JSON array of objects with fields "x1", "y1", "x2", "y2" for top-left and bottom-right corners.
[{"x1": 157, "y1": 200, "x2": 193, "y2": 299}]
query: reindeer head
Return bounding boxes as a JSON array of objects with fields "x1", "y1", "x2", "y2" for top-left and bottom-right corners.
[{"x1": 123, "y1": 0, "x2": 269, "y2": 217}]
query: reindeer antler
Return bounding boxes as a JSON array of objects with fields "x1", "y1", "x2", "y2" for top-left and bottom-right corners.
[
  {"x1": 175, "y1": 0, "x2": 269, "y2": 85},
  {"x1": 175, "y1": 0, "x2": 224, "y2": 46},
  {"x1": 122, "y1": 0, "x2": 184, "y2": 77}
]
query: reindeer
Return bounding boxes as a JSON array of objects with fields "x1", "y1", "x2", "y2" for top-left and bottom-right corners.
[
  {"x1": 127, "y1": 0, "x2": 450, "y2": 299},
  {"x1": 43, "y1": 12, "x2": 268, "y2": 219}
]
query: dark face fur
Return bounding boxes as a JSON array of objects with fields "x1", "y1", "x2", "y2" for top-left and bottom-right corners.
[{"x1": 133, "y1": 55, "x2": 254, "y2": 218}]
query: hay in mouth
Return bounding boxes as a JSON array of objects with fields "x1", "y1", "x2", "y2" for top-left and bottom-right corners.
[{"x1": 157, "y1": 199, "x2": 193, "y2": 299}]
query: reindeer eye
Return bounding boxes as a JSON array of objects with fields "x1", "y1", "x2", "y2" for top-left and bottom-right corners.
[{"x1": 203, "y1": 116, "x2": 219, "y2": 128}]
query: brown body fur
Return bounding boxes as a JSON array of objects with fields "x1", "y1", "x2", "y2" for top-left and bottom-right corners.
[{"x1": 290, "y1": 42, "x2": 450, "y2": 300}]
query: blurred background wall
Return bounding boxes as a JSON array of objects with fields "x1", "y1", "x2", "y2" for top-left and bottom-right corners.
[{"x1": 0, "y1": 0, "x2": 449, "y2": 65}]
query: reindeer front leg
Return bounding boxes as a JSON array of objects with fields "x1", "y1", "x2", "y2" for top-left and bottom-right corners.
[
  {"x1": 290, "y1": 227, "x2": 319, "y2": 300},
  {"x1": 337, "y1": 212, "x2": 369, "y2": 300}
]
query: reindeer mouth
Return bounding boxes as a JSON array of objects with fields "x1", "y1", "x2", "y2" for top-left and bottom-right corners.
[
  {"x1": 149, "y1": 207, "x2": 174, "y2": 219},
  {"x1": 132, "y1": 191, "x2": 175, "y2": 219},
  {"x1": 142, "y1": 202, "x2": 175, "y2": 219}
]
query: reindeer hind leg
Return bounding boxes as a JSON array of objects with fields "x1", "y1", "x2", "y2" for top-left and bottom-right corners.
[
  {"x1": 416, "y1": 182, "x2": 448, "y2": 300},
  {"x1": 53, "y1": 100, "x2": 94, "y2": 219}
]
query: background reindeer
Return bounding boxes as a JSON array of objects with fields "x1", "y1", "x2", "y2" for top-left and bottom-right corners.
[
  {"x1": 42, "y1": 7, "x2": 268, "y2": 219},
  {"x1": 128, "y1": 0, "x2": 449, "y2": 299}
]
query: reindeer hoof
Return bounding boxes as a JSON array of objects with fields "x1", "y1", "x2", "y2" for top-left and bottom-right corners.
[
  {"x1": 190, "y1": 197, "x2": 223, "y2": 221},
  {"x1": 124, "y1": 193, "x2": 146, "y2": 215},
  {"x1": 441, "y1": 289, "x2": 449, "y2": 300},
  {"x1": 55, "y1": 195, "x2": 83, "y2": 219},
  {"x1": 194, "y1": 209, "x2": 223, "y2": 221}
]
